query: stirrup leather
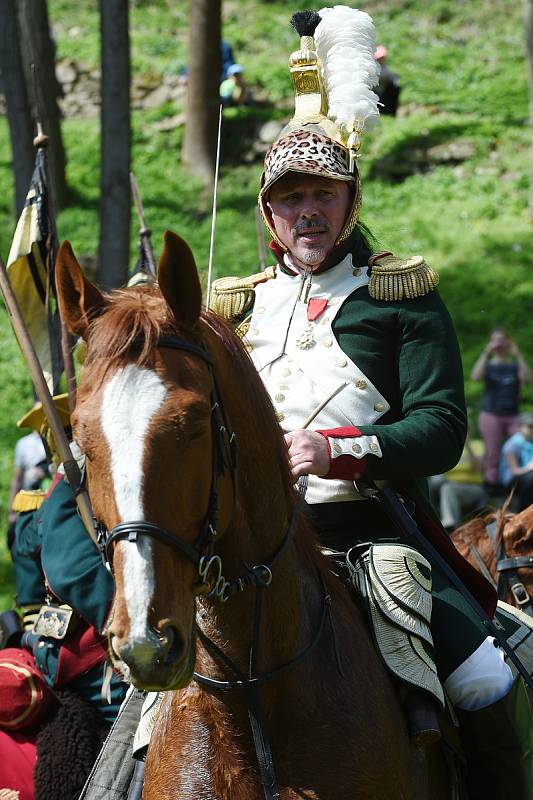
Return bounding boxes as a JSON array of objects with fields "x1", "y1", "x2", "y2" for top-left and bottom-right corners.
[{"x1": 348, "y1": 542, "x2": 445, "y2": 708}]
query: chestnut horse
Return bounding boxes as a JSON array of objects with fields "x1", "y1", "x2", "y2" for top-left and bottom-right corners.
[
  {"x1": 450, "y1": 503, "x2": 533, "y2": 616},
  {"x1": 56, "y1": 231, "x2": 452, "y2": 800}
]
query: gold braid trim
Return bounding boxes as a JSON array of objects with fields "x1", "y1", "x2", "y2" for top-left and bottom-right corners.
[
  {"x1": 368, "y1": 253, "x2": 439, "y2": 301},
  {"x1": 12, "y1": 490, "x2": 46, "y2": 513},
  {"x1": 210, "y1": 267, "x2": 277, "y2": 323}
]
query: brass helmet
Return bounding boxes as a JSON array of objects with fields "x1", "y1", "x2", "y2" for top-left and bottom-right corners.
[{"x1": 259, "y1": 7, "x2": 381, "y2": 250}]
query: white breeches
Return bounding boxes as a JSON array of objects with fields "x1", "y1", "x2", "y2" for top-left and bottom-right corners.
[{"x1": 444, "y1": 636, "x2": 514, "y2": 711}]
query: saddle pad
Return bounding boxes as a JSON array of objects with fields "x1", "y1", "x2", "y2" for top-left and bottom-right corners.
[
  {"x1": 349, "y1": 543, "x2": 445, "y2": 708},
  {"x1": 133, "y1": 691, "x2": 163, "y2": 757},
  {"x1": 496, "y1": 600, "x2": 533, "y2": 679}
]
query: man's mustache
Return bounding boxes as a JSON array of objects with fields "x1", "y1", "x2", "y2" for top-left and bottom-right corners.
[{"x1": 293, "y1": 218, "x2": 330, "y2": 236}]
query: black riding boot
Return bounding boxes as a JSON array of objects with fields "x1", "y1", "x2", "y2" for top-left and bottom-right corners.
[{"x1": 457, "y1": 676, "x2": 533, "y2": 800}]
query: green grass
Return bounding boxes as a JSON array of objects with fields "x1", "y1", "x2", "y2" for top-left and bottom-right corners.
[{"x1": 0, "y1": 0, "x2": 532, "y2": 603}]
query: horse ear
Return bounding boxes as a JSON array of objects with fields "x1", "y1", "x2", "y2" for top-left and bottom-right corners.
[
  {"x1": 55, "y1": 241, "x2": 106, "y2": 339},
  {"x1": 157, "y1": 231, "x2": 202, "y2": 328}
]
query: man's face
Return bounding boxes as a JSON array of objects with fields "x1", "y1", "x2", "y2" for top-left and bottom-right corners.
[{"x1": 267, "y1": 173, "x2": 352, "y2": 271}]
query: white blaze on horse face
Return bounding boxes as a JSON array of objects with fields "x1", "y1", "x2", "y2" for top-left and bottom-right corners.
[{"x1": 101, "y1": 364, "x2": 168, "y2": 642}]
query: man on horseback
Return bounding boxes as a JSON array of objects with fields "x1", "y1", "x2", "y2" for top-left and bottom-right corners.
[{"x1": 211, "y1": 6, "x2": 533, "y2": 797}]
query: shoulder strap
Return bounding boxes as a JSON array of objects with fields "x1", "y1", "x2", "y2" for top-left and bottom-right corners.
[
  {"x1": 368, "y1": 252, "x2": 439, "y2": 301},
  {"x1": 12, "y1": 489, "x2": 47, "y2": 513},
  {"x1": 210, "y1": 266, "x2": 276, "y2": 322}
]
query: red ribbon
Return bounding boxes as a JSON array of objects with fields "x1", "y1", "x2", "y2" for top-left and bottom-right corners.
[{"x1": 307, "y1": 298, "x2": 328, "y2": 321}]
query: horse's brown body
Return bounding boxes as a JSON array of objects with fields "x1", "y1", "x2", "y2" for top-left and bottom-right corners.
[
  {"x1": 55, "y1": 232, "x2": 451, "y2": 800},
  {"x1": 450, "y1": 504, "x2": 533, "y2": 610}
]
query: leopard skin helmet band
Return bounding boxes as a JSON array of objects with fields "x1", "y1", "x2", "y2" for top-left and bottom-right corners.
[{"x1": 258, "y1": 128, "x2": 362, "y2": 250}]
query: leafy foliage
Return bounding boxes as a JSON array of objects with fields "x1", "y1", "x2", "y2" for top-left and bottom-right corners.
[{"x1": 0, "y1": 0, "x2": 532, "y2": 602}]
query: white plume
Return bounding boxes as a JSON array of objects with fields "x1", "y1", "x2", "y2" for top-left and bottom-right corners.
[{"x1": 315, "y1": 6, "x2": 380, "y2": 131}]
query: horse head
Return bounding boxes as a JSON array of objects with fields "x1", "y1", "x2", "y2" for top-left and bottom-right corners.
[
  {"x1": 55, "y1": 231, "x2": 236, "y2": 690},
  {"x1": 500, "y1": 503, "x2": 533, "y2": 609}
]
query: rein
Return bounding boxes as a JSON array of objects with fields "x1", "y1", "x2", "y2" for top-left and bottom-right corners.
[{"x1": 93, "y1": 333, "x2": 330, "y2": 800}]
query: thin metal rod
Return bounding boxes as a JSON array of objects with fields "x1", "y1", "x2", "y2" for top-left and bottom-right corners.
[
  {"x1": 205, "y1": 104, "x2": 223, "y2": 311},
  {"x1": 0, "y1": 253, "x2": 96, "y2": 544},
  {"x1": 302, "y1": 382, "x2": 348, "y2": 429}
]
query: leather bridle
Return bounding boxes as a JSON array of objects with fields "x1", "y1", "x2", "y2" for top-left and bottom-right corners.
[
  {"x1": 96, "y1": 335, "x2": 238, "y2": 596},
  {"x1": 91, "y1": 332, "x2": 332, "y2": 800},
  {"x1": 473, "y1": 520, "x2": 533, "y2": 617}
]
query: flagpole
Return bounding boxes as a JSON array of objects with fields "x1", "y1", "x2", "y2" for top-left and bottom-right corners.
[
  {"x1": 31, "y1": 65, "x2": 77, "y2": 412},
  {"x1": 0, "y1": 253, "x2": 96, "y2": 545}
]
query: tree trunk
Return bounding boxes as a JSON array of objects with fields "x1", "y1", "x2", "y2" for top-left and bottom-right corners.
[
  {"x1": 0, "y1": 0, "x2": 35, "y2": 217},
  {"x1": 182, "y1": 0, "x2": 222, "y2": 185},
  {"x1": 98, "y1": 0, "x2": 131, "y2": 289},
  {"x1": 525, "y1": 0, "x2": 533, "y2": 219},
  {"x1": 17, "y1": 0, "x2": 68, "y2": 212}
]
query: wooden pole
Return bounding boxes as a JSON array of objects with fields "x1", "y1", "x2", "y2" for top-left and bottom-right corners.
[
  {"x1": 0, "y1": 252, "x2": 97, "y2": 545},
  {"x1": 130, "y1": 172, "x2": 156, "y2": 276}
]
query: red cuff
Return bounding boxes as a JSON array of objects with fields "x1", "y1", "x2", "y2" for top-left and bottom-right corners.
[
  {"x1": 317, "y1": 426, "x2": 362, "y2": 438},
  {"x1": 316, "y1": 428, "x2": 368, "y2": 481}
]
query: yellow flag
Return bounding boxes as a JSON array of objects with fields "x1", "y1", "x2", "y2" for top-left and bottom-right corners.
[{"x1": 7, "y1": 149, "x2": 61, "y2": 392}]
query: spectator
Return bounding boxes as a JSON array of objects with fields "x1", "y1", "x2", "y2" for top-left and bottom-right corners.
[
  {"x1": 220, "y1": 40, "x2": 236, "y2": 81},
  {"x1": 374, "y1": 45, "x2": 401, "y2": 116},
  {"x1": 500, "y1": 412, "x2": 533, "y2": 511},
  {"x1": 220, "y1": 63, "x2": 248, "y2": 107},
  {"x1": 7, "y1": 416, "x2": 55, "y2": 548},
  {"x1": 428, "y1": 425, "x2": 487, "y2": 532},
  {"x1": 471, "y1": 328, "x2": 532, "y2": 496}
]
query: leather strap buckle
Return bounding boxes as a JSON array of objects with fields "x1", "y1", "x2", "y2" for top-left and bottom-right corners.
[{"x1": 510, "y1": 582, "x2": 531, "y2": 607}]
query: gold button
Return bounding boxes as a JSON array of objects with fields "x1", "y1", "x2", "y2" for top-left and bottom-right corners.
[
  {"x1": 352, "y1": 443, "x2": 362, "y2": 454},
  {"x1": 281, "y1": 368, "x2": 291, "y2": 377},
  {"x1": 276, "y1": 412, "x2": 285, "y2": 422},
  {"x1": 374, "y1": 402, "x2": 385, "y2": 412},
  {"x1": 323, "y1": 337, "x2": 333, "y2": 347},
  {"x1": 336, "y1": 357, "x2": 347, "y2": 367},
  {"x1": 245, "y1": 343, "x2": 254, "y2": 352},
  {"x1": 278, "y1": 384, "x2": 289, "y2": 391},
  {"x1": 275, "y1": 394, "x2": 285, "y2": 403},
  {"x1": 370, "y1": 442, "x2": 379, "y2": 452},
  {"x1": 333, "y1": 442, "x2": 342, "y2": 455},
  {"x1": 256, "y1": 306, "x2": 265, "y2": 314},
  {"x1": 356, "y1": 380, "x2": 367, "y2": 390}
]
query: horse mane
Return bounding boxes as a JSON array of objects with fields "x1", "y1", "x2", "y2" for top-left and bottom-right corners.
[
  {"x1": 451, "y1": 497, "x2": 518, "y2": 579},
  {"x1": 85, "y1": 286, "x2": 181, "y2": 368}
]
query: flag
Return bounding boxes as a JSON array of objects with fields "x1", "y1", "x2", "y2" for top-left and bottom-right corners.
[{"x1": 6, "y1": 148, "x2": 62, "y2": 392}]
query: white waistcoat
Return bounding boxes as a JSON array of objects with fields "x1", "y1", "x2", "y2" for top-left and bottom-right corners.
[{"x1": 245, "y1": 253, "x2": 389, "y2": 504}]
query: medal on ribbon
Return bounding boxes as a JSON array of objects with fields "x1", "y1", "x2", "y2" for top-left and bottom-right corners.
[{"x1": 295, "y1": 298, "x2": 328, "y2": 349}]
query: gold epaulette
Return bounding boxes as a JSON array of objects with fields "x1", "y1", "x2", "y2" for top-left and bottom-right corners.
[
  {"x1": 12, "y1": 489, "x2": 47, "y2": 513},
  {"x1": 368, "y1": 252, "x2": 439, "y2": 301},
  {"x1": 210, "y1": 266, "x2": 277, "y2": 322}
]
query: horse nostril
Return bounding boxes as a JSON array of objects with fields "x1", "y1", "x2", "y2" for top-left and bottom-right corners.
[{"x1": 157, "y1": 624, "x2": 184, "y2": 666}]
